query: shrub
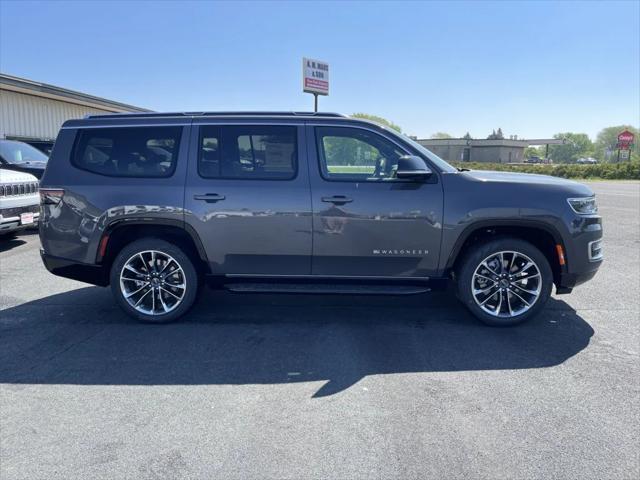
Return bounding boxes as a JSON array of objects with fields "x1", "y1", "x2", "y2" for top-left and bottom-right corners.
[{"x1": 452, "y1": 161, "x2": 640, "y2": 180}]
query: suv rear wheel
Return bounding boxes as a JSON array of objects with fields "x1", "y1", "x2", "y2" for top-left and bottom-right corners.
[
  {"x1": 110, "y1": 238, "x2": 198, "y2": 323},
  {"x1": 456, "y1": 237, "x2": 553, "y2": 326}
]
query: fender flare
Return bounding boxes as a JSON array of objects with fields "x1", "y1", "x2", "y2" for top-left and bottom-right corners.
[
  {"x1": 97, "y1": 217, "x2": 208, "y2": 264},
  {"x1": 443, "y1": 218, "x2": 566, "y2": 271}
]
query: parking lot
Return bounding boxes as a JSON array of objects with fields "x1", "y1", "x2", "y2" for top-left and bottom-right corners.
[{"x1": 1, "y1": 180, "x2": 638, "y2": 479}]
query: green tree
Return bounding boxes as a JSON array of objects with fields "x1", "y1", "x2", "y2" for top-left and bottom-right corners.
[
  {"x1": 487, "y1": 128, "x2": 504, "y2": 140},
  {"x1": 524, "y1": 146, "x2": 544, "y2": 159},
  {"x1": 430, "y1": 132, "x2": 453, "y2": 139},
  {"x1": 594, "y1": 125, "x2": 639, "y2": 163},
  {"x1": 547, "y1": 133, "x2": 593, "y2": 164},
  {"x1": 463, "y1": 132, "x2": 472, "y2": 140},
  {"x1": 323, "y1": 136, "x2": 374, "y2": 168},
  {"x1": 351, "y1": 113, "x2": 402, "y2": 132}
]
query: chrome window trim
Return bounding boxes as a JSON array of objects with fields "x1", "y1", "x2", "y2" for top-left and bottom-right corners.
[{"x1": 62, "y1": 123, "x2": 191, "y2": 129}]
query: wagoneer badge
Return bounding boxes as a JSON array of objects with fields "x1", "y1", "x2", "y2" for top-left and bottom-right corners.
[{"x1": 372, "y1": 249, "x2": 429, "y2": 256}]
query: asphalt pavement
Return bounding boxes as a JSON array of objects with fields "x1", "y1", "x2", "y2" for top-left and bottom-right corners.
[{"x1": 1, "y1": 181, "x2": 639, "y2": 479}]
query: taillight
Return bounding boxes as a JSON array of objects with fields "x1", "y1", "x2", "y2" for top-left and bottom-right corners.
[
  {"x1": 98, "y1": 234, "x2": 110, "y2": 260},
  {"x1": 39, "y1": 188, "x2": 65, "y2": 205}
]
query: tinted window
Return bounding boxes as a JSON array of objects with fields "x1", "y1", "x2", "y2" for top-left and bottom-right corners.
[
  {"x1": 315, "y1": 127, "x2": 407, "y2": 181},
  {"x1": 73, "y1": 127, "x2": 182, "y2": 177},
  {"x1": 199, "y1": 125, "x2": 296, "y2": 180}
]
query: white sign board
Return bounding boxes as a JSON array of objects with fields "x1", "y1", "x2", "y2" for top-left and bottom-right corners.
[{"x1": 303, "y1": 58, "x2": 329, "y2": 96}]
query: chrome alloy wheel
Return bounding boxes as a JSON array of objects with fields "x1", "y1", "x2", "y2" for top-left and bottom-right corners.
[
  {"x1": 119, "y1": 250, "x2": 187, "y2": 316},
  {"x1": 471, "y1": 250, "x2": 542, "y2": 318}
]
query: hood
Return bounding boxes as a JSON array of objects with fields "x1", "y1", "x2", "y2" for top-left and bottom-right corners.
[
  {"x1": 461, "y1": 170, "x2": 593, "y2": 196},
  {"x1": 0, "y1": 168, "x2": 39, "y2": 184}
]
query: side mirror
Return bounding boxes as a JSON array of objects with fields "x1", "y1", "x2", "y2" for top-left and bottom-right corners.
[{"x1": 396, "y1": 155, "x2": 433, "y2": 180}]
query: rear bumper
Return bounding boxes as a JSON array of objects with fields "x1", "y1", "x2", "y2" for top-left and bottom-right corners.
[{"x1": 40, "y1": 250, "x2": 108, "y2": 286}]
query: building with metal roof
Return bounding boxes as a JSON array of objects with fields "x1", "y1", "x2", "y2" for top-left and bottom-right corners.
[
  {"x1": 418, "y1": 137, "x2": 566, "y2": 164},
  {"x1": 0, "y1": 73, "x2": 150, "y2": 153}
]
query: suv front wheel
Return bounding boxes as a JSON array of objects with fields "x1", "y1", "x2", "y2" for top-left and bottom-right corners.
[
  {"x1": 456, "y1": 238, "x2": 553, "y2": 326},
  {"x1": 110, "y1": 238, "x2": 199, "y2": 323}
]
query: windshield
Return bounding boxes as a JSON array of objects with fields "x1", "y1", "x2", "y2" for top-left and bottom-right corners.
[
  {"x1": 0, "y1": 140, "x2": 49, "y2": 165},
  {"x1": 382, "y1": 128, "x2": 458, "y2": 173}
]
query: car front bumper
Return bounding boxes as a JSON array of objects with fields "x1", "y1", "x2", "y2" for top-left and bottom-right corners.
[
  {"x1": 556, "y1": 215, "x2": 603, "y2": 293},
  {"x1": 0, "y1": 205, "x2": 40, "y2": 234}
]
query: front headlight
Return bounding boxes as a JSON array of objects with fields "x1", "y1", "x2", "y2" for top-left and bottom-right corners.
[{"x1": 567, "y1": 196, "x2": 598, "y2": 215}]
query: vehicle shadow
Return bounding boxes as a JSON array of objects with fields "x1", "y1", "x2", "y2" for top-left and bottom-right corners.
[
  {"x1": 0, "y1": 230, "x2": 37, "y2": 252},
  {"x1": 0, "y1": 286, "x2": 594, "y2": 397}
]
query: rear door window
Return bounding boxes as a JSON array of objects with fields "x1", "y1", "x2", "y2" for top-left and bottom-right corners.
[
  {"x1": 73, "y1": 126, "x2": 182, "y2": 177},
  {"x1": 198, "y1": 125, "x2": 297, "y2": 180}
]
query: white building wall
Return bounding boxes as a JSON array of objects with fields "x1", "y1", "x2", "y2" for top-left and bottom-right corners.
[{"x1": 0, "y1": 89, "x2": 114, "y2": 141}]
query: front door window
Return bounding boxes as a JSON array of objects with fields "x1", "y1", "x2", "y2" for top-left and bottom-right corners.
[{"x1": 315, "y1": 127, "x2": 406, "y2": 181}]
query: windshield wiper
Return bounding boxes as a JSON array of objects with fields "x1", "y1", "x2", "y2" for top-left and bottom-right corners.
[{"x1": 457, "y1": 167, "x2": 471, "y2": 172}]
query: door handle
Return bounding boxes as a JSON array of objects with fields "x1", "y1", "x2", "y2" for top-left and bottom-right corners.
[
  {"x1": 194, "y1": 193, "x2": 226, "y2": 203},
  {"x1": 321, "y1": 195, "x2": 353, "y2": 204}
]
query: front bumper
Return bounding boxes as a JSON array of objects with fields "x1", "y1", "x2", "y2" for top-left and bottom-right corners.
[
  {"x1": 0, "y1": 205, "x2": 40, "y2": 234},
  {"x1": 558, "y1": 269, "x2": 599, "y2": 293},
  {"x1": 556, "y1": 215, "x2": 603, "y2": 292}
]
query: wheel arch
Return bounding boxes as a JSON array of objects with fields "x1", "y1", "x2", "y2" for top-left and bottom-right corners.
[
  {"x1": 97, "y1": 219, "x2": 210, "y2": 279},
  {"x1": 446, "y1": 220, "x2": 566, "y2": 286}
]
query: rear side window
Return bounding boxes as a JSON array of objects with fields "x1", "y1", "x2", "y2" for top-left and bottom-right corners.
[
  {"x1": 73, "y1": 126, "x2": 182, "y2": 177},
  {"x1": 198, "y1": 125, "x2": 297, "y2": 180}
]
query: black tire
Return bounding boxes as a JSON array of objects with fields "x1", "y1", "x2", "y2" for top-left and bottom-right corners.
[
  {"x1": 455, "y1": 237, "x2": 553, "y2": 326},
  {"x1": 110, "y1": 238, "x2": 199, "y2": 323}
]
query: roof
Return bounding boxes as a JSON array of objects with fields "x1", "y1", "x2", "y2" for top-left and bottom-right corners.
[
  {"x1": 60, "y1": 111, "x2": 403, "y2": 136},
  {"x1": 0, "y1": 72, "x2": 151, "y2": 113}
]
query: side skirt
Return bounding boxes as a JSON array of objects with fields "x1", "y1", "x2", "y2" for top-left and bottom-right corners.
[{"x1": 204, "y1": 274, "x2": 449, "y2": 295}]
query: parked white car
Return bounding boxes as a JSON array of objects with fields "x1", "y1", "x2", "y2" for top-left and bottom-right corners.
[
  {"x1": 0, "y1": 168, "x2": 40, "y2": 236},
  {"x1": 576, "y1": 157, "x2": 598, "y2": 164}
]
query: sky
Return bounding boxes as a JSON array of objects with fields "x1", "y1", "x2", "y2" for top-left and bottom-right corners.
[{"x1": 1, "y1": 0, "x2": 639, "y2": 140}]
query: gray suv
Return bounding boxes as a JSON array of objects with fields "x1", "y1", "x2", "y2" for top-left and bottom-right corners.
[{"x1": 39, "y1": 112, "x2": 603, "y2": 326}]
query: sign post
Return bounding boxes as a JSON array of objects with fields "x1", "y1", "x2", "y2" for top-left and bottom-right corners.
[
  {"x1": 303, "y1": 58, "x2": 329, "y2": 112},
  {"x1": 616, "y1": 130, "x2": 635, "y2": 162}
]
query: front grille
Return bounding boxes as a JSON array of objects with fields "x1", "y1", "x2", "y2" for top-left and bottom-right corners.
[{"x1": 0, "y1": 182, "x2": 39, "y2": 197}]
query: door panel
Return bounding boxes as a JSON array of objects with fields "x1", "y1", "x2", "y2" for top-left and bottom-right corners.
[
  {"x1": 185, "y1": 124, "x2": 312, "y2": 275},
  {"x1": 307, "y1": 125, "x2": 443, "y2": 278}
]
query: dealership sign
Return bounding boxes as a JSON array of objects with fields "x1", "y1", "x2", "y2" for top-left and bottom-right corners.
[
  {"x1": 303, "y1": 58, "x2": 329, "y2": 96},
  {"x1": 617, "y1": 130, "x2": 635, "y2": 150}
]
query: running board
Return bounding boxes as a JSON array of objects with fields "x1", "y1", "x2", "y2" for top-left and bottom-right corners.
[{"x1": 224, "y1": 283, "x2": 431, "y2": 295}]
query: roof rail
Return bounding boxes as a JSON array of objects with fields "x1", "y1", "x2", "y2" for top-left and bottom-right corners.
[{"x1": 84, "y1": 111, "x2": 346, "y2": 120}]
